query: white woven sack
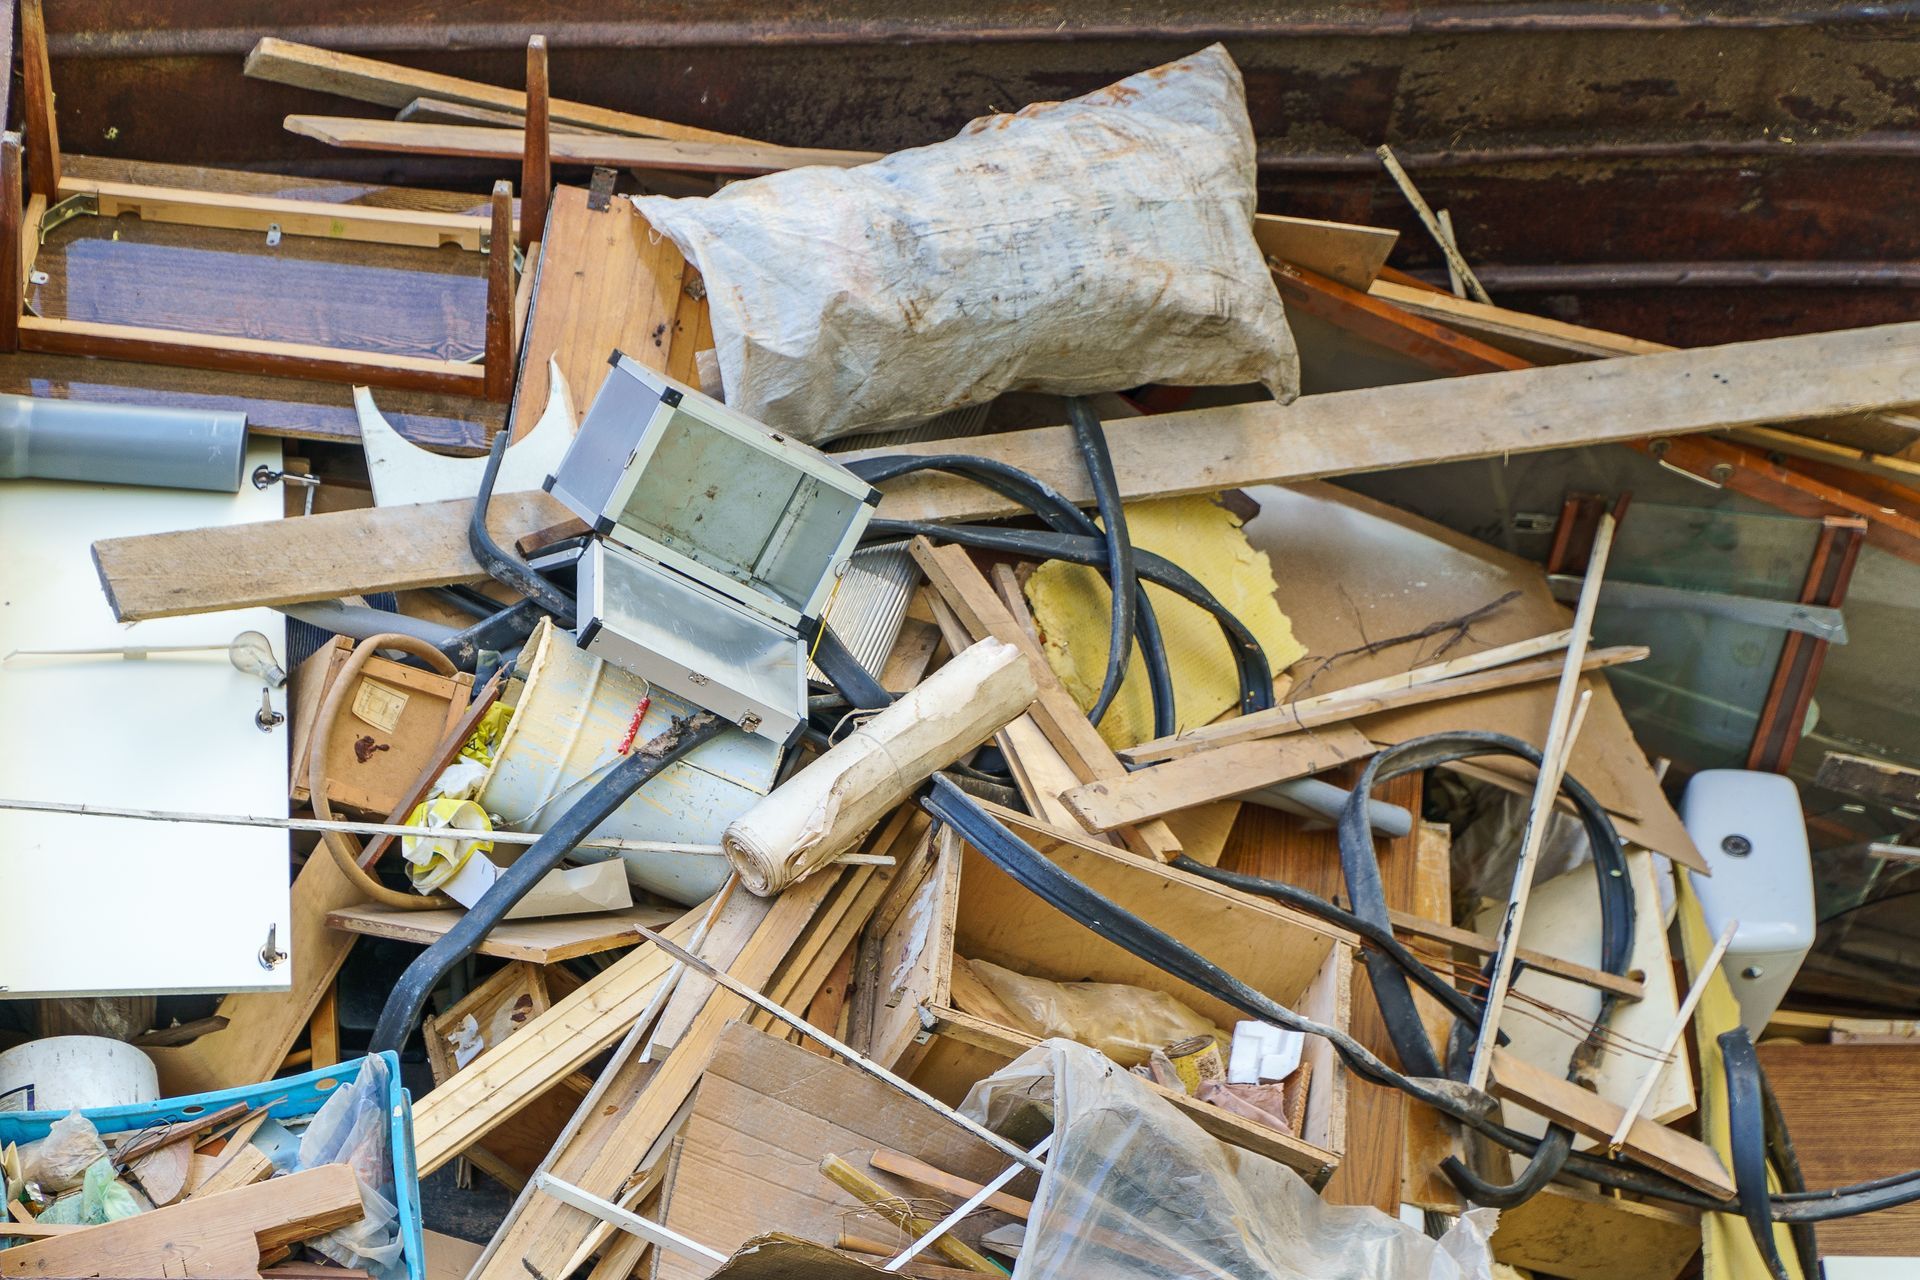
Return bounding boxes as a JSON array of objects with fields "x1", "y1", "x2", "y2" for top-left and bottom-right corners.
[{"x1": 634, "y1": 43, "x2": 1297, "y2": 443}]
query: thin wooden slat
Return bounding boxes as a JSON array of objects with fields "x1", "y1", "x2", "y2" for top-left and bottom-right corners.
[
  {"x1": 246, "y1": 37, "x2": 762, "y2": 145},
  {"x1": 19, "y1": 315, "x2": 485, "y2": 395},
  {"x1": 70, "y1": 177, "x2": 495, "y2": 249},
  {"x1": 483, "y1": 179, "x2": 516, "y2": 402},
  {"x1": 0, "y1": 135, "x2": 19, "y2": 354},
  {"x1": 1060, "y1": 725, "x2": 1376, "y2": 830},
  {"x1": 285, "y1": 116, "x2": 880, "y2": 176},
  {"x1": 327, "y1": 901, "x2": 684, "y2": 965},
  {"x1": 1252, "y1": 213, "x2": 1397, "y2": 292}
]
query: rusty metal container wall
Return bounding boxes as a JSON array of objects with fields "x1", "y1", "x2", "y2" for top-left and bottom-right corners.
[{"x1": 34, "y1": 2, "x2": 1920, "y2": 344}]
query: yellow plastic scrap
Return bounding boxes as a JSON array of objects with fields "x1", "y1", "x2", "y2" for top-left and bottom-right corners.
[
  {"x1": 459, "y1": 702, "x2": 515, "y2": 766},
  {"x1": 1677, "y1": 873, "x2": 1805, "y2": 1280},
  {"x1": 1024, "y1": 493, "x2": 1306, "y2": 749}
]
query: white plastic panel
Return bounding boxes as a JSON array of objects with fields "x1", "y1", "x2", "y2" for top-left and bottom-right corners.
[{"x1": 0, "y1": 443, "x2": 292, "y2": 997}]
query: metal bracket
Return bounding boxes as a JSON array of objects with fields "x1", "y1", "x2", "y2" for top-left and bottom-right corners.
[
  {"x1": 587, "y1": 167, "x2": 618, "y2": 211},
  {"x1": 1547, "y1": 574, "x2": 1849, "y2": 642},
  {"x1": 38, "y1": 191, "x2": 97, "y2": 244}
]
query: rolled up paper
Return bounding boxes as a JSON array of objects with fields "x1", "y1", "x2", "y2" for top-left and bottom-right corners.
[{"x1": 723, "y1": 637, "x2": 1037, "y2": 894}]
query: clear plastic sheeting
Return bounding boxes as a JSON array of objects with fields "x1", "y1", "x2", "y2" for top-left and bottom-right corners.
[
  {"x1": 968, "y1": 959, "x2": 1221, "y2": 1068},
  {"x1": 296, "y1": 1055, "x2": 405, "y2": 1279},
  {"x1": 963, "y1": 1039, "x2": 1499, "y2": 1280},
  {"x1": 633, "y1": 43, "x2": 1298, "y2": 444}
]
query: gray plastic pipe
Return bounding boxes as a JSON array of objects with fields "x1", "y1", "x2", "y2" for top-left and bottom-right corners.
[{"x1": 0, "y1": 395, "x2": 248, "y2": 492}]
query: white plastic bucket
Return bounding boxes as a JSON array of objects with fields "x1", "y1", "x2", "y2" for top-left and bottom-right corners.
[
  {"x1": 0, "y1": 1036, "x2": 160, "y2": 1113},
  {"x1": 478, "y1": 620, "x2": 779, "y2": 904}
]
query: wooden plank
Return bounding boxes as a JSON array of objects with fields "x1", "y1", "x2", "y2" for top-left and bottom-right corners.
[
  {"x1": 308, "y1": 982, "x2": 340, "y2": 1070},
  {"x1": 92, "y1": 489, "x2": 569, "y2": 623},
  {"x1": 470, "y1": 870, "x2": 845, "y2": 1280},
  {"x1": 510, "y1": 184, "x2": 687, "y2": 440},
  {"x1": 21, "y1": 0, "x2": 57, "y2": 200},
  {"x1": 19, "y1": 315, "x2": 486, "y2": 395},
  {"x1": 1755, "y1": 1042, "x2": 1920, "y2": 1256},
  {"x1": 911, "y1": 538, "x2": 1182, "y2": 862},
  {"x1": 246, "y1": 38, "x2": 759, "y2": 145},
  {"x1": 1400, "y1": 821, "x2": 1467, "y2": 1213},
  {"x1": 1253, "y1": 213, "x2": 1397, "y2": 292},
  {"x1": 482, "y1": 180, "x2": 515, "y2": 402},
  {"x1": 326, "y1": 901, "x2": 683, "y2": 964},
  {"x1": 400, "y1": 97, "x2": 600, "y2": 134},
  {"x1": 1269, "y1": 259, "x2": 1531, "y2": 376},
  {"x1": 285, "y1": 116, "x2": 881, "y2": 176},
  {"x1": 1386, "y1": 909, "x2": 1644, "y2": 1001},
  {"x1": 97, "y1": 320, "x2": 1920, "y2": 623},
  {"x1": 1491, "y1": 1183, "x2": 1700, "y2": 1280},
  {"x1": 520, "y1": 38, "x2": 551, "y2": 251},
  {"x1": 0, "y1": 1164, "x2": 361, "y2": 1278},
  {"x1": 1487, "y1": 1048, "x2": 1734, "y2": 1199},
  {"x1": 1121, "y1": 644, "x2": 1641, "y2": 765},
  {"x1": 1060, "y1": 724, "x2": 1376, "y2": 830},
  {"x1": 185, "y1": 1142, "x2": 276, "y2": 1201},
  {"x1": 68, "y1": 176, "x2": 494, "y2": 250},
  {"x1": 1815, "y1": 750, "x2": 1920, "y2": 809},
  {"x1": 845, "y1": 320, "x2": 1920, "y2": 526},
  {"x1": 870, "y1": 1148, "x2": 1032, "y2": 1219},
  {"x1": 0, "y1": 135, "x2": 19, "y2": 355},
  {"x1": 408, "y1": 905, "x2": 702, "y2": 1176}
]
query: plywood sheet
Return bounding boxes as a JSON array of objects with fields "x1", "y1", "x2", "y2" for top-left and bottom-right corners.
[
  {"x1": 1239, "y1": 481, "x2": 1703, "y2": 870},
  {"x1": 0, "y1": 442, "x2": 291, "y2": 995}
]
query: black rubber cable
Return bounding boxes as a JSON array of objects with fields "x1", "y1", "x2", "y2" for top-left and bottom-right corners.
[
  {"x1": 470, "y1": 430, "x2": 577, "y2": 626},
  {"x1": 1172, "y1": 856, "x2": 1489, "y2": 1030},
  {"x1": 1723, "y1": 1028, "x2": 1793, "y2": 1280},
  {"x1": 1065, "y1": 396, "x2": 1136, "y2": 729},
  {"x1": 368, "y1": 712, "x2": 726, "y2": 1052},
  {"x1": 870, "y1": 519, "x2": 1273, "y2": 716},
  {"x1": 845, "y1": 452, "x2": 1178, "y2": 738}
]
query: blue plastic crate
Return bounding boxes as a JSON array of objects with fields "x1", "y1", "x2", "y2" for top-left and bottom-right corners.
[{"x1": 0, "y1": 1052, "x2": 424, "y2": 1280}]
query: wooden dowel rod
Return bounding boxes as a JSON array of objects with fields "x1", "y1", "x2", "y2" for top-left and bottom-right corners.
[
  {"x1": 1469, "y1": 511, "x2": 1617, "y2": 1090},
  {"x1": 1606, "y1": 918, "x2": 1739, "y2": 1152}
]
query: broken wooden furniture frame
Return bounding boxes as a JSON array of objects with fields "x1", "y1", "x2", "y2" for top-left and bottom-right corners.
[
  {"x1": 851, "y1": 803, "x2": 1353, "y2": 1186},
  {"x1": 2, "y1": 0, "x2": 520, "y2": 399}
]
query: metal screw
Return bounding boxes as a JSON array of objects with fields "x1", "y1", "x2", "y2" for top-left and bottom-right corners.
[
  {"x1": 1721, "y1": 834, "x2": 1753, "y2": 857},
  {"x1": 1709, "y1": 462, "x2": 1734, "y2": 484}
]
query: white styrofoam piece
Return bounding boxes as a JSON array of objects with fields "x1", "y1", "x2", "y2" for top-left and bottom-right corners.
[
  {"x1": 0, "y1": 442, "x2": 291, "y2": 996},
  {"x1": 1478, "y1": 848, "x2": 1695, "y2": 1155},
  {"x1": 1228, "y1": 1021, "x2": 1302, "y2": 1086},
  {"x1": 356, "y1": 357, "x2": 576, "y2": 507},
  {"x1": 1680, "y1": 769, "x2": 1815, "y2": 1037}
]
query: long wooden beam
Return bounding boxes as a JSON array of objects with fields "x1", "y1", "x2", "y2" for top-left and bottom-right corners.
[
  {"x1": 285, "y1": 116, "x2": 880, "y2": 175},
  {"x1": 246, "y1": 38, "x2": 755, "y2": 146},
  {"x1": 90, "y1": 322, "x2": 1920, "y2": 622}
]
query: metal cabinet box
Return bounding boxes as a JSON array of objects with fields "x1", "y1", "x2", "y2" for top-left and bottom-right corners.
[{"x1": 547, "y1": 354, "x2": 879, "y2": 742}]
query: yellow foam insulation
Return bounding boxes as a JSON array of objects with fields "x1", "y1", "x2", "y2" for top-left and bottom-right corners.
[
  {"x1": 1677, "y1": 873, "x2": 1804, "y2": 1280},
  {"x1": 1023, "y1": 494, "x2": 1307, "y2": 750}
]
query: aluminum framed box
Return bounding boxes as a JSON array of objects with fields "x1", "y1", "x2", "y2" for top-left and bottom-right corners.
[{"x1": 547, "y1": 353, "x2": 879, "y2": 742}]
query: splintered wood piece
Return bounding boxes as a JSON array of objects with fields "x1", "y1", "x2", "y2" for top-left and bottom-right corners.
[
  {"x1": 818, "y1": 1154, "x2": 1003, "y2": 1275},
  {"x1": 1268, "y1": 258, "x2": 1528, "y2": 375},
  {"x1": 1252, "y1": 213, "x2": 1397, "y2": 292},
  {"x1": 0, "y1": 1164, "x2": 362, "y2": 1278},
  {"x1": 21, "y1": 0, "x2": 59, "y2": 199}
]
